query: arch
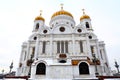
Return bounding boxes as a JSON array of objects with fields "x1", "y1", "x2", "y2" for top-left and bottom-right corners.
[
  {"x1": 36, "y1": 63, "x2": 46, "y2": 75},
  {"x1": 52, "y1": 24, "x2": 73, "y2": 34},
  {"x1": 85, "y1": 22, "x2": 90, "y2": 28},
  {"x1": 36, "y1": 23, "x2": 39, "y2": 30},
  {"x1": 79, "y1": 62, "x2": 89, "y2": 75},
  {"x1": 73, "y1": 25, "x2": 87, "y2": 33}
]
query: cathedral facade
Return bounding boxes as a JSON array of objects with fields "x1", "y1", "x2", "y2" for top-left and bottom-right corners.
[{"x1": 16, "y1": 5, "x2": 111, "y2": 80}]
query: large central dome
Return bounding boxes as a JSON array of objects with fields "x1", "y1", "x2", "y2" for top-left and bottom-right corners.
[{"x1": 51, "y1": 10, "x2": 73, "y2": 19}]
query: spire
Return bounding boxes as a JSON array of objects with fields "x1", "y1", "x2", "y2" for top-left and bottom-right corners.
[{"x1": 60, "y1": 3, "x2": 64, "y2": 10}]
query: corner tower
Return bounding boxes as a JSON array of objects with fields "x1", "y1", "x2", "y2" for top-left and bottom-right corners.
[
  {"x1": 33, "y1": 10, "x2": 45, "y2": 32},
  {"x1": 80, "y1": 9, "x2": 93, "y2": 31}
]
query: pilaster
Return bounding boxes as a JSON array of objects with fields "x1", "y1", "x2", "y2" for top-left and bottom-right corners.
[
  {"x1": 86, "y1": 34, "x2": 92, "y2": 58},
  {"x1": 34, "y1": 34, "x2": 40, "y2": 60}
]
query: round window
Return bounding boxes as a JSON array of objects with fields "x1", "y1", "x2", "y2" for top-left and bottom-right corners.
[
  {"x1": 89, "y1": 36, "x2": 92, "y2": 39},
  {"x1": 77, "y1": 29, "x2": 82, "y2": 33},
  {"x1": 33, "y1": 37, "x2": 37, "y2": 40},
  {"x1": 43, "y1": 30, "x2": 47, "y2": 33},
  {"x1": 59, "y1": 27, "x2": 65, "y2": 32}
]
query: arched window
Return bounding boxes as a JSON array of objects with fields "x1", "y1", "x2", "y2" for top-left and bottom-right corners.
[
  {"x1": 36, "y1": 63, "x2": 46, "y2": 75},
  {"x1": 86, "y1": 22, "x2": 90, "y2": 28},
  {"x1": 36, "y1": 23, "x2": 39, "y2": 30},
  {"x1": 79, "y1": 62, "x2": 89, "y2": 75}
]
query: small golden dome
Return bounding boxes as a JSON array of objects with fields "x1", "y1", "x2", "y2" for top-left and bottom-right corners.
[
  {"x1": 35, "y1": 16, "x2": 45, "y2": 21},
  {"x1": 51, "y1": 10, "x2": 73, "y2": 19},
  {"x1": 80, "y1": 14, "x2": 90, "y2": 20},
  {"x1": 80, "y1": 9, "x2": 90, "y2": 21},
  {"x1": 34, "y1": 10, "x2": 45, "y2": 21}
]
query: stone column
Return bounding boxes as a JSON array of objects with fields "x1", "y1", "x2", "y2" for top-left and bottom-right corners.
[
  {"x1": 72, "y1": 34, "x2": 75, "y2": 55},
  {"x1": 50, "y1": 34, "x2": 53, "y2": 56},
  {"x1": 95, "y1": 40, "x2": 101, "y2": 59},
  {"x1": 26, "y1": 41, "x2": 30, "y2": 59}
]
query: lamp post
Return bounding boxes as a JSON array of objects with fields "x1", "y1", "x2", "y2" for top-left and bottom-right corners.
[
  {"x1": 2, "y1": 69, "x2": 5, "y2": 79},
  {"x1": 92, "y1": 53, "x2": 99, "y2": 76},
  {"x1": 9, "y1": 61, "x2": 13, "y2": 73},
  {"x1": 2, "y1": 69, "x2": 4, "y2": 74},
  {"x1": 28, "y1": 54, "x2": 34, "y2": 76},
  {"x1": 114, "y1": 60, "x2": 120, "y2": 74}
]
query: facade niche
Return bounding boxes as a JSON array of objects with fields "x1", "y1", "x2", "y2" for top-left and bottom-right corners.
[
  {"x1": 36, "y1": 63, "x2": 46, "y2": 75},
  {"x1": 79, "y1": 62, "x2": 89, "y2": 74}
]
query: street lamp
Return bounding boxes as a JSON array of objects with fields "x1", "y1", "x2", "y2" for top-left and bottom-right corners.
[
  {"x1": 9, "y1": 61, "x2": 13, "y2": 73},
  {"x1": 114, "y1": 60, "x2": 120, "y2": 74},
  {"x1": 2, "y1": 69, "x2": 4, "y2": 74},
  {"x1": 92, "y1": 53, "x2": 99, "y2": 76},
  {"x1": 1, "y1": 69, "x2": 5, "y2": 79}
]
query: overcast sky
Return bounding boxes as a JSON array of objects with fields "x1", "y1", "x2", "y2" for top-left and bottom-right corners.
[{"x1": 0, "y1": 0, "x2": 120, "y2": 73}]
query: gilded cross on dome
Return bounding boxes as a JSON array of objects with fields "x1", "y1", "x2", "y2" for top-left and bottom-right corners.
[
  {"x1": 82, "y1": 9, "x2": 85, "y2": 14},
  {"x1": 40, "y1": 10, "x2": 42, "y2": 16},
  {"x1": 60, "y1": 3, "x2": 64, "y2": 10}
]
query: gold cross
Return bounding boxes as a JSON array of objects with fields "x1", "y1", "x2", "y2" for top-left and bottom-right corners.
[
  {"x1": 82, "y1": 9, "x2": 85, "y2": 14},
  {"x1": 60, "y1": 3, "x2": 64, "y2": 10},
  {"x1": 40, "y1": 10, "x2": 42, "y2": 16}
]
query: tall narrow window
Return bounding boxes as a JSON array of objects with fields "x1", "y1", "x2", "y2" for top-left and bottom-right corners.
[
  {"x1": 91, "y1": 46, "x2": 94, "y2": 54},
  {"x1": 57, "y1": 41, "x2": 60, "y2": 53},
  {"x1": 79, "y1": 62, "x2": 89, "y2": 74},
  {"x1": 36, "y1": 63, "x2": 46, "y2": 75},
  {"x1": 100, "y1": 50, "x2": 103, "y2": 59},
  {"x1": 22, "y1": 68, "x2": 24, "y2": 73},
  {"x1": 61, "y1": 41, "x2": 64, "y2": 53},
  {"x1": 36, "y1": 23, "x2": 39, "y2": 30},
  {"x1": 24, "y1": 51, "x2": 26, "y2": 61},
  {"x1": 65, "y1": 41, "x2": 68, "y2": 53},
  {"x1": 42, "y1": 41, "x2": 46, "y2": 53},
  {"x1": 80, "y1": 41, "x2": 83, "y2": 53},
  {"x1": 32, "y1": 47, "x2": 35, "y2": 55},
  {"x1": 86, "y1": 22, "x2": 90, "y2": 28},
  {"x1": 104, "y1": 66, "x2": 106, "y2": 72}
]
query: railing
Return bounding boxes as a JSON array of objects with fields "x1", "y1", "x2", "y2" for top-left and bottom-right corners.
[
  {"x1": 5, "y1": 76, "x2": 30, "y2": 80},
  {"x1": 97, "y1": 76, "x2": 120, "y2": 80}
]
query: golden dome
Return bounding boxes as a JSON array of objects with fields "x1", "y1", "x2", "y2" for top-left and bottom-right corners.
[
  {"x1": 51, "y1": 10, "x2": 73, "y2": 19},
  {"x1": 80, "y1": 14, "x2": 90, "y2": 20},
  {"x1": 34, "y1": 10, "x2": 45, "y2": 21},
  {"x1": 51, "y1": 4, "x2": 73, "y2": 19},
  {"x1": 80, "y1": 9, "x2": 90, "y2": 21},
  {"x1": 35, "y1": 16, "x2": 45, "y2": 21}
]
